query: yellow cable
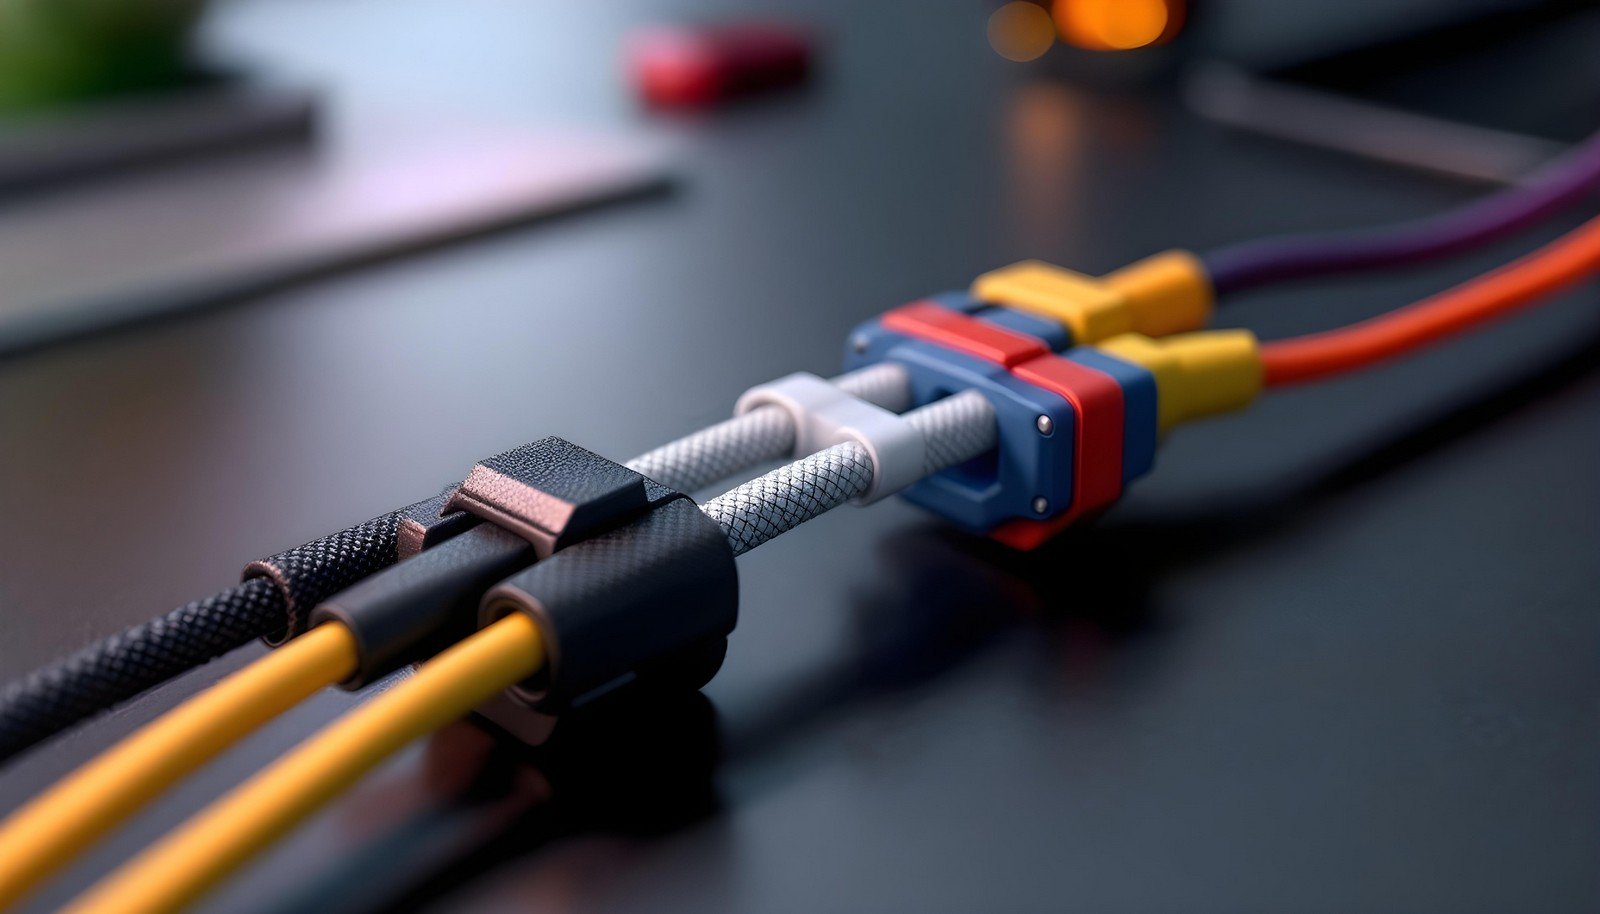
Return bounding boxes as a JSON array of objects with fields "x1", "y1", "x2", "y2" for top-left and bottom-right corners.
[
  {"x1": 0, "y1": 624, "x2": 357, "y2": 911},
  {"x1": 61, "y1": 614, "x2": 545, "y2": 914}
]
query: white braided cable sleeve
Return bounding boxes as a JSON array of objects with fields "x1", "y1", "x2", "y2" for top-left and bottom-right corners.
[
  {"x1": 834, "y1": 360, "x2": 912, "y2": 413},
  {"x1": 700, "y1": 389, "x2": 997, "y2": 555},
  {"x1": 624, "y1": 363, "x2": 910, "y2": 493}
]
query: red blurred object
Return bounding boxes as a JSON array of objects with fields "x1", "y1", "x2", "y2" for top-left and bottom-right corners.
[{"x1": 628, "y1": 22, "x2": 812, "y2": 108}]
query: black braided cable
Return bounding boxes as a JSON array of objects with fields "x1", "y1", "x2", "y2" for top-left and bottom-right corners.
[
  {"x1": 243, "y1": 511, "x2": 406, "y2": 645},
  {"x1": 0, "y1": 579, "x2": 284, "y2": 764},
  {"x1": 0, "y1": 512, "x2": 402, "y2": 765}
]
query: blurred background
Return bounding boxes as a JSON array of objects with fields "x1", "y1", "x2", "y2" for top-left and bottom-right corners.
[
  {"x1": 0, "y1": 0, "x2": 1595, "y2": 351},
  {"x1": 1, "y1": 1, "x2": 1597, "y2": 912}
]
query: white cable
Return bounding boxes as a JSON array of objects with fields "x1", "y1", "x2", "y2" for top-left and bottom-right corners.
[
  {"x1": 701, "y1": 390, "x2": 996, "y2": 555},
  {"x1": 625, "y1": 406, "x2": 796, "y2": 495},
  {"x1": 625, "y1": 363, "x2": 909, "y2": 493},
  {"x1": 904, "y1": 385, "x2": 996, "y2": 474}
]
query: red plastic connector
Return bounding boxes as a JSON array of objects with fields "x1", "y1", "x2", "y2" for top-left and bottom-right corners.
[
  {"x1": 628, "y1": 22, "x2": 812, "y2": 109},
  {"x1": 881, "y1": 302, "x2": 1049, "y2": 368},
  {"x1": 991, "y1": 357, "x2": 1125, "y2": 550}
]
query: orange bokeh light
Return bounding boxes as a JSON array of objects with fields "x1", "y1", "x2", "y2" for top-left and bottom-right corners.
[
  {"x1": 988, "y1": 1, "x2": 1057, "y2": 63},
  {"x1": 1053, "y1": 0, "x2": 1180, "y2": 51}
]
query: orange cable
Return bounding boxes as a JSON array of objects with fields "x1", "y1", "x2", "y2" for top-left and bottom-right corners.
[{"x1": 1260, "y1": 213, "x2": 1600, "y2": 386}]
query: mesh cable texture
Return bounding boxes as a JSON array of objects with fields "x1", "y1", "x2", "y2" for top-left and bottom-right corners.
[
  {"x1": 701, "y1": 390, "x2": 997, "y2": 555},
  {"x1": 244, "y1": 511, "x2": 405, "y2": 642},
  {"x1": 0, "y1": 512, "x2": 401, "y2": 762},
  {"x1": 627, "y1": 406, "x2": 796, "y2": 494},
  {"x1": 0, "y1": 579, "x2": 283, "y2": 762},
  {"x1": 701, "y1": 442, "x2": 877, "y2": 556},
  {"x1": 625, "y1": 364, "x2": 909, "y2": 493},
  {"x1": 906, "y1": 390, "x2": 997, "y2": 473}
]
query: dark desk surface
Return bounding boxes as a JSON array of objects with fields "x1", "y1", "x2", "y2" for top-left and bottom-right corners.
[{"x1": 2, "y1": 3, "x2": 1597, "y2": 912}]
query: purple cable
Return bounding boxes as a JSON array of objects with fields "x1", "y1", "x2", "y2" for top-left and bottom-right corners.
[{"x1": 1203, "y1": 130, "x2": 1600, "y2": 296}]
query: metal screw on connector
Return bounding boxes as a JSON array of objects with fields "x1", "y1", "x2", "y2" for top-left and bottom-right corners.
[
  {"x1": 851, "y1": 335, "x2": 869, "y2": 354},
  {"x1": 1032, "y1": 496, "x2": 1049, "y2": 514},
  {"x1": 1035, "y1": 415, "x2": 1053, "y2": 436}
]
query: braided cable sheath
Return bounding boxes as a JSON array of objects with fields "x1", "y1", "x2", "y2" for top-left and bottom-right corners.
[
  {"x1": 834, "y1": 361, "x2": 913, "y2": 412},
  {"x1": 0, "y1": 580, "x2": 282, "y2": 763},
  {"x1": 626, "y1": 406, "x2": 796, "y2": 494},
  {"x1": 245, "y1": 512, "x2": 405, "y2": 645},
  {"x1": 701, "y1": 441, "x2": 876, "y2": 556},
  {"x1": 906, "y1": 389, "x2": 998, "y2": 474},
  {"x1": 625, "y1": 363, "x2": 910, "y2": 492},
  {"x1": 0, "y1": 513, "x2": 401, "y2": 764},
  {"x1": 702, "y1": 390, "x2": 996, "y2": 555}
]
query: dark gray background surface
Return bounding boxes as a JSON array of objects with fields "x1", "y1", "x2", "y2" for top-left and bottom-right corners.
[{"x1": 1, "y1": 2, "x2": 1597, "y2": 912}]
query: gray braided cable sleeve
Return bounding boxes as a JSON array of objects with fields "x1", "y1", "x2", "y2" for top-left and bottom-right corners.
[
  {"x1": 835, "y1": 361, "x2": 913, "y2": 412},
  {"x1": 625, "y1": 363, "x2": 909, "y2": 493},
  {"x1": 906, "y1": 388, "x2": 998, "y2": 474},
  {"x1": 701, "y1": 441, "x2": 877, "y2": 556},
  {"x1": 626, "y1": 406, "x2": 796, "y2": 494},
  {"x1": 701, "y1": 390, "x2": 996, "y2": 555}
]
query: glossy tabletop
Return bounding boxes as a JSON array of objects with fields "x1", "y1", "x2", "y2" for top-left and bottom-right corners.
[{"x1": 1, "y1": 2, "x2": 1596, "y2": 912}]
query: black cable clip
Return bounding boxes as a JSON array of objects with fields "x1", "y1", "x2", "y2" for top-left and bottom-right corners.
[
  {"x1": 305, "y1": 438, "x2": 738, "y2": 749},
  {"x1": 476, "y1": 493, "x2": 738, "y2": 744},
  {"x1": 450, "y1": 440, "x2": 738, "y2": 744}
]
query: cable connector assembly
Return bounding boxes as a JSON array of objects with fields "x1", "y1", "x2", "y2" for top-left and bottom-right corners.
[
  {"x1": 846, "y1": 299, "x2": 1154, "y2": 545},
  {"x1": 22, "y1": 144, "x2": 1600, "y2": 914},
  {"x1": 846, "y1": 307, "x2": 1078, "y2": 531},
  {"x1": 972, "y1": 250, "x2": 1213, "y2": 343},
  {"x1": 845, "y1": 293, "x2": 1258, "y2": 549}
]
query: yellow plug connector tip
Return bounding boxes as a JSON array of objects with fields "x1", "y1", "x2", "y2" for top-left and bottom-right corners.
[
  {"x1": 1097, "y1": 329, "x2": 1261, "y2": 432},
  {"x1": 972, "y1": 250, "x2": 1213, "y2": 343}
]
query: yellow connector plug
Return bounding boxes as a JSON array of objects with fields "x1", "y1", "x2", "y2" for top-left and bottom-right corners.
[
  {"x1": 971, "y1": 250, "x2": 1212, "y2": 343},
  {"x1": 1096, "y1": 329, "x2": 1262, "y2": 433}
]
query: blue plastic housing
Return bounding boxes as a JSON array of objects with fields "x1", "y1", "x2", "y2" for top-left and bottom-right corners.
[
  {"x1": 923, "y1": 291, "x2": 1073, "y2": 352},
  {"x1": 843, "y1": 318, "x2": 1076, "y2": 533}
]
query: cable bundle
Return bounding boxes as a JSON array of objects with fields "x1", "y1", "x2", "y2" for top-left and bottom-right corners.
[{"x1": 1, "y1": 128, "x2": 1597, "y2": 914}]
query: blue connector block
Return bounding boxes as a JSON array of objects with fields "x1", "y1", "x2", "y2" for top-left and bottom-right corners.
[
  {"x1": 1066, "y1": 348, "x2": 1157, "y2": 483},
  {"x1": 925, "y1": 291, "x2": 1154, "y2": 483},
  {"x1": 843, "y1": 318, "x2": 1076, "y2": 533},
  {"x1": 924, "y1": 291, "x2": 1072, "y2": 352}
]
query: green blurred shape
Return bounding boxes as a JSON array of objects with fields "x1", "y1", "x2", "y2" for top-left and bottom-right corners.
[{"x1": 0, "y1": 0, "x2": 209, "y2": 113}]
